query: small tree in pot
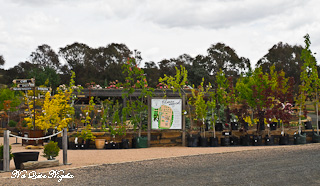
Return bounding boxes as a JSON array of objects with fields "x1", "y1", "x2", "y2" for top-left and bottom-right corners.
[
  {"x1": 42, "y1": 141, "x2": 59, "y2": 160},
  {"x1": 300, "y1": 34, "x2": 320, "y2": 142},
  {"x1": 120, "y1": 58, "x2": 154, "y2": 148},
  {"x1": 190, "y1": 78, "x2": 210, "y2": 147}
]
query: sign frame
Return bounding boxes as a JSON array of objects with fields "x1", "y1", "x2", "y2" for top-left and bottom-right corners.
[{"x1": 151, "y1": 97, "x2": 183, "y2": 130}]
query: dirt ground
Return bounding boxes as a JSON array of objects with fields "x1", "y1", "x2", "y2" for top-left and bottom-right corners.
[{"x1": 0, "y1": 137, "x2": 295, "y2": 178}]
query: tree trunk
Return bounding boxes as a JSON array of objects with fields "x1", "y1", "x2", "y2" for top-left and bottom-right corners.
[
  {"x1": 299, "y1": 95, "x2": 302, "y2": 134},
  {"x1": 316, "y1": 90, "x2": 319, "y2": 135},
  {"x1": 21, "y1": 160, "x2": 59, "y2": 170},
  {"x1": 212, "y1": 107, "x2": 216, "y2": 138}
]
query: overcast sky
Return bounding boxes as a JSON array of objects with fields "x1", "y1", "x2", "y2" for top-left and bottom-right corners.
[{"x1": 0, "y1": 0, "x2": 319, "y2": 70}]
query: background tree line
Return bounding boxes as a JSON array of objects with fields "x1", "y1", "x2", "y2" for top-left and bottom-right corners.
[{"x1": 0, "y1": 41, "x2": 312, "y2": 95}]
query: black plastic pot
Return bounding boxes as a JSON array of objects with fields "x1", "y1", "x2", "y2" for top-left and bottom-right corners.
[
  {"x1": 294, "y1": 133, "x2": 307, "y2": 145},
  {"x1": 257, "y1": 122, "x2": 265, "y2": 131},
  {"x1": 12, "y1": 152, "x2": 39, "y2": 169},
  {"x1": 215, "y1": 123, "x2": 223, "y2": 131},
  {"x1": 279, "y1": 135, "x2": 289, "y2": 145},
  {"x1": 231, "y1": 122, "x2": 239, "y2": 130},
  {"x1": 105, "y1": 142, "x2": 113, "y2": 149},
  {"x1": 187, "y1": 135, "x2": 199, "y2": 147},
  {"x1": 199, "y1": 137, "x2": 208, "y2": 147},
  {"x1": 220, "y1": 137, "x2": 230, "y2": 146},
  {"x1": 131, "y1": 138, "x2": 137, "y2": 148},
  {"x1": 265, "y1": 135, "x2": 274, "y2": 145},
  {"x1": 243, "y1": 122, "x2": 249, "y2": 130},
  {"x1": 312, "y1": 132, "x2": 320, "y2": 143},
  {"x1": 270, "y1": 122, "x2": 277, "y2": 130},
  {"x1": 304, "y1": 121, "x2": 313, "y2": 130},
  {"x1": 111, "y1": 142, "x2": 120, "y2": 149},
  {"x1": 230, "y1": 136, "x2": 239, "y2": 146},
  {"x1": 56, "y1": 137, "x2": 69, "y2": 149},
  {"x1": 79, "y1": 139, "x2": 91, "y2": 149},
  {"x1": 240, "y1": 135, "x2": 250, "y2": 146},
  {"x1": 209, "y1": 137, "x2": 219, "y2": 147},
  {"x1": 252, "y1": 135, "x2": 262, "y2": 146},
  {"x1": 121, "y1": 139, "x2": 130, "y2": 149},
  {"x1": 68, "y1": 142, "x2": 77, "y2": 149}
]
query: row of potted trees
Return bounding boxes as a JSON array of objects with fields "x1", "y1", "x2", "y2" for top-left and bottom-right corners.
[{"x1": 187, "y1": 119, "x2": 320, "y2": 147}]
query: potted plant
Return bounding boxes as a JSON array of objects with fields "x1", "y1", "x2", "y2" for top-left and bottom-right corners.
[
  {"x1": 214, "y1": 70, "x2": 231, "y2": 146},
  {"x1": 80, "y1": 124, "x2": 96, "y2": 149},
  {"x1": 269, "y1": 118, "x2": 278, "y2": 131},
  {"x1": 79, "y1": 96, "x2": 97, "y2": 149},
  {"x1": 300, "y1": 34, "x2": 320, "y2": 142},
  {"x1": 0, "y1": 144, "x2": 14, "y2": 170},
  {"x1": 120, "y1": 58, "x2": 154, "y2": 148},
  {"x1": 42, "y1": 141, "x2": 60, "y2": 160},
  {"x1": 12, "y1": 151, "x2": 39, "y2": 169},
  {"x1": 187, "y1": 127, "x2": 200, "y2": 147},
  {"x1": 294, "y1": 132, "x2": 307, "y2": 145},
  {"x1": 241, "y1": 116, "x2": 254, "y2": 146},
  {"x1": 190, "y1": 78, "x2": 210, "y2": 147}
]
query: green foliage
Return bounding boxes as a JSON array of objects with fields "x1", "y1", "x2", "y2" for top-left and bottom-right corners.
[
  {"x1": 120, "y1": 58, "x2": 154, "y2": 136},
  {"x1": 0, "y1": 88, "x2": 21, "y2": 112},
  {"x1": 159, "y1": 65, "x2": 188, "y2": 97},
  {"x1": 42, "y1": 141, "x2": 60, "y2": 160},
  {"x1": 121, "y1": 58, "x2": 153, "y2": 98},
  {"x1": 190, "y1": 78, "x2": 208, "y2": 122},
  {"x1": 79, "y1": 95, "x2": 96, "y2": 139},
  {"x1": 235, "y1": 67, "x2": 268, "y2": 110},
  {"x1": 189, "y1": 78, "x2": 212, "y2": 137},
  {"x1": 108, "y1": 100, "x2": 126, "y2": 137},
  {"x1": 215, "y1": 69, "x2": 230, "y2": 122},
  {"x1": 80, "y1": 124, "x2": 96, "y2": 141},
  {"x1": 101, "y1": 98, "x2": 114, "y2": 126},
  {"x1": 256, "y1": 42, "x2": 304, "y2": 93},
  {"x1": 28, "y1": 67, "x2": 61, "y2": 89},
  {"x1": 80, "y1": 97, "x2": 95, "y2": 126},
  {"x1": 299, "y1": 34, "x2": 319, "y2": 127},
  {"x1": 0, "y1": 144, "x2": 14, "y2": 160},
  {"x1": 207, "y1": 90, "x2": 216, "y2": 129},
  {"x1": 8, "y1": 120, "x2": 17, "y2": 127}
]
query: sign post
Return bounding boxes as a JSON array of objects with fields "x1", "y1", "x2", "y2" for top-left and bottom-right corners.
[{"x1": 12, "y1": 78, "x2": 51, "y2": 129}]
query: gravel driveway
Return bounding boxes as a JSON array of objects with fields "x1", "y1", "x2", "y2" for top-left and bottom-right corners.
[{"x1": 1, "y1": 143, "x2": 320, "y2": 186}]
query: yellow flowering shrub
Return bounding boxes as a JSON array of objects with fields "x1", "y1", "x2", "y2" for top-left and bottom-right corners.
[{"x1": 24, "y1": 88, "x2": 73, "y2": 131}]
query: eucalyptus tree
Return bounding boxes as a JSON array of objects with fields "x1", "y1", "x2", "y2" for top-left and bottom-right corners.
[
  {"x1": 0, "y1": 55, "x2": 5, "y2": 66},
  {"x1": 30, "y1": 44, "x2": 61, "y2": 70},
  {"x1": 143, "y1": 61, "x2": 160, "y2": 88},
  {"x1": 256, "y1": 42, "x2": 304, "y2": 93},
  {"x1": 204, "y1": 43, "x2": 251, "y2": 79},
  {"x1": 92, "y1": 43, "x2": 133, "y2": 85},
  {"x1": 188, "y1": 54, "x2": 210, "y2": 86},
  {"x1": 4, "y1": 61, "x2": 36, "y2": 85},
  {"x1": 59, "y1": 42, "x2": 92, "y2": 86}
]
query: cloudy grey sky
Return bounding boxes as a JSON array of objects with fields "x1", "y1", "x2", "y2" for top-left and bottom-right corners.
[{"x1": 0, "y1": 0, "x2": 319, "y2": 69}]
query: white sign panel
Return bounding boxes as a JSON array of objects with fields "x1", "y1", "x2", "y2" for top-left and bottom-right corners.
[{"x1": 151, "y1": 98, "x2": 182, "y2": 129}]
